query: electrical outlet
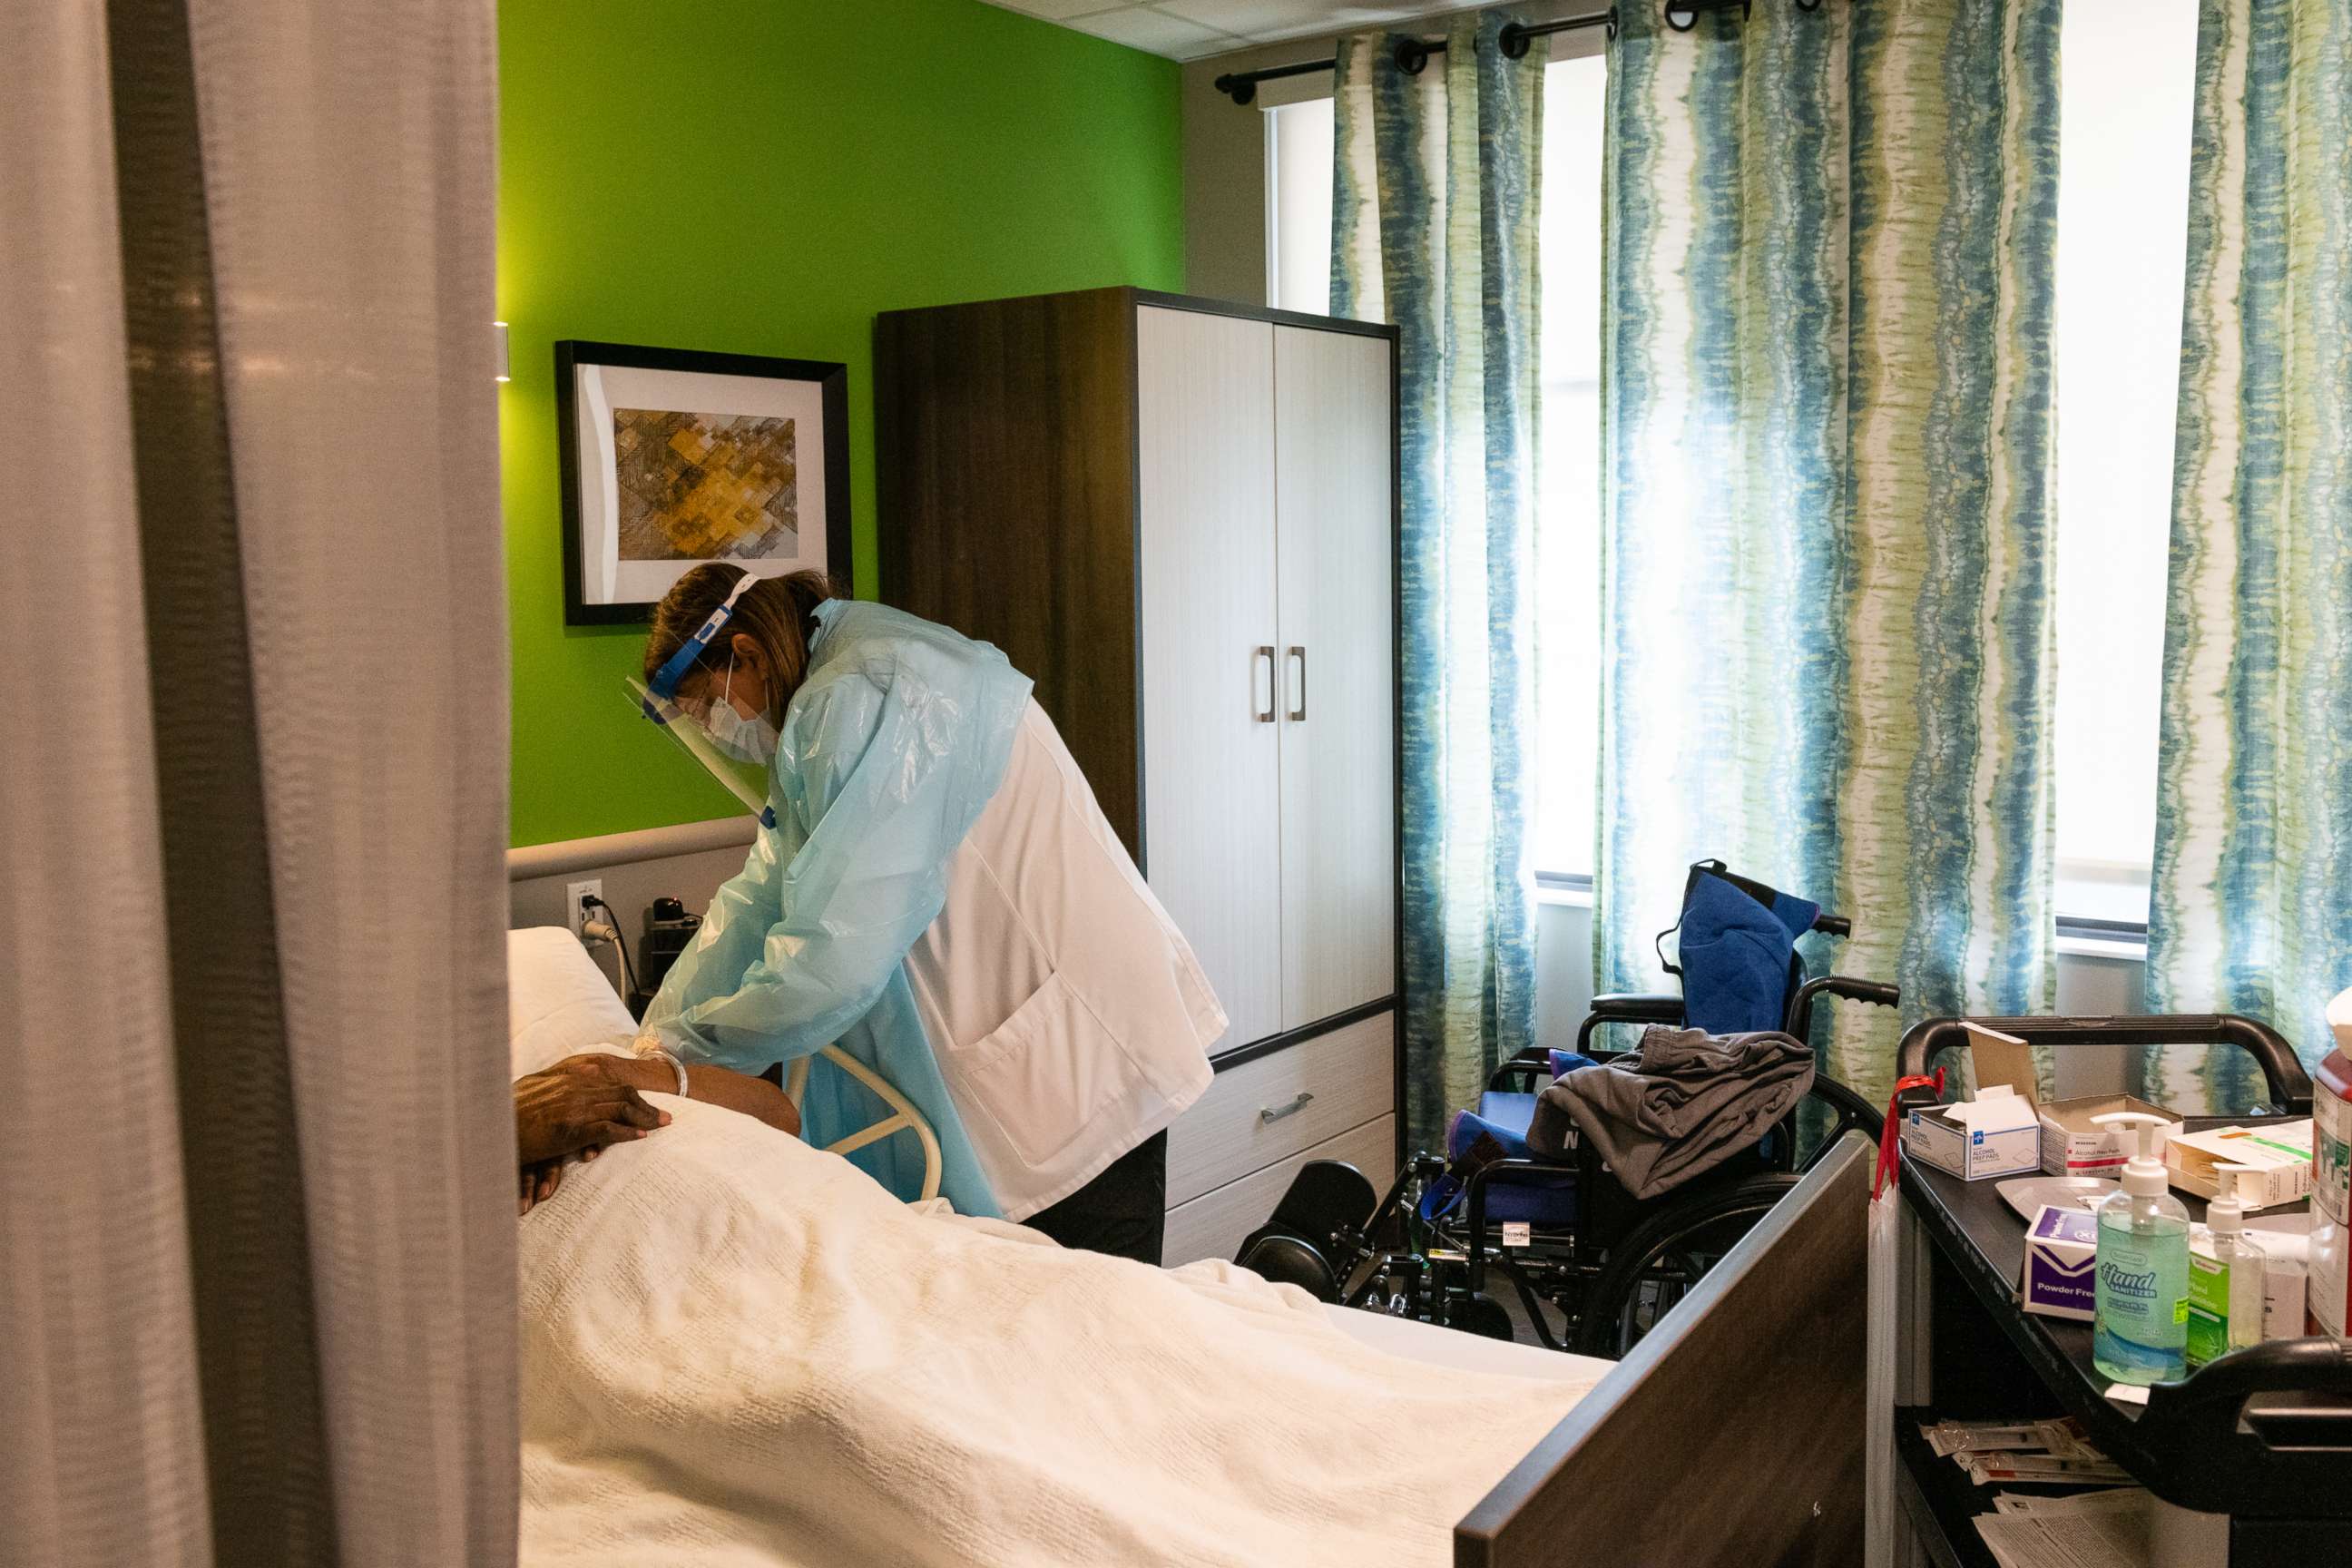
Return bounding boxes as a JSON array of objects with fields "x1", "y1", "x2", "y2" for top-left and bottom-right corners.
[{"x1": 565, "y1": 878, "x2": 604, "y2": 939}]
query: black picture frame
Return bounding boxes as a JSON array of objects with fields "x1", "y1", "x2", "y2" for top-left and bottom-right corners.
[{"x1": 554, "y1": 338, "x2": 854, "y2": 626}]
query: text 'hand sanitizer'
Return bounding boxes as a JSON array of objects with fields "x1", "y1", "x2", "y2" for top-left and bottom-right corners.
[{"x1": 2093, "y1": 1112, "x2": 2190, "y2": 1385}]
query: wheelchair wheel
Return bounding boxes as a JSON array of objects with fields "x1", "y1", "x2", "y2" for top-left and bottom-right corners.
[{"x1": 1571, "y1": 1172, "x2": 1799, "y2": 1359}]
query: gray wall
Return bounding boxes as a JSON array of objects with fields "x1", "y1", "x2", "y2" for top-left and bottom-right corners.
[{"x1": 508, "y1": 818, "x2": 758, "y2": 1001}]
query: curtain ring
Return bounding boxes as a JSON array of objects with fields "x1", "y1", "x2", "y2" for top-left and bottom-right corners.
[
  {"x1": 1498, "y1": 20, "x2": 1532, "y2": 59},
  {"x1": 1665, "y1": 0, "x2": 1754, "y2": 28},
  {"x1": 1394, "y1": 36, "x2": 1434, "y2": 74},
  {"x1": 1795, "y1": 0, "x2": 1823, "y2": 10}
]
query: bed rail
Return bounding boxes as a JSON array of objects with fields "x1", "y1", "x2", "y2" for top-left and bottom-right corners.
[{"x1": 785, "y1": 1047, "x2": 944, "y2": 1202}]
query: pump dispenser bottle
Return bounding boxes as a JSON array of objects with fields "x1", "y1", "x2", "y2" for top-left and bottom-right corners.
[
  {"x1": 2092, "y1": 1112, "x2": 2190, "y2": 1384},
  {"x1": 2187, "y1": 1167, "x2": 2264, "y2": 1365}
]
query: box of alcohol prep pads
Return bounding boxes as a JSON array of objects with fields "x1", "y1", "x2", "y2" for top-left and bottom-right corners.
[{"x1": 1905, "y1": 1085, "x2": 2040, "y2": 1181}]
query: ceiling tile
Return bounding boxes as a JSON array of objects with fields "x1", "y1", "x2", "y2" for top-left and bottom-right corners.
[
  {"x1": 977, "y1": 0, "x2": 1127, "y2": 22},
  {"x1": 1064, "y1": 5, "x2": 1247, "y2": 57},
  {"x1": 1155, "y1": 0, "x2": 1349, "y2": 37}
]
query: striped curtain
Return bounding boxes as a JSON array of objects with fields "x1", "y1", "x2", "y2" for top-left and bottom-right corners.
[
  {"x1": 2148, "y1": 0, "x2": 2352, "y2": 1106},
  {"x1": 1331, "y1": 9, "x2": 1544, "y2": 1150},
  {"x1": 1596, "y1": 0, "x2": 2061, "y2": 1108}
]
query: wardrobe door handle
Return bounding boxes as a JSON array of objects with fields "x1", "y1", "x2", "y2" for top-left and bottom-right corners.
[
  {"x1": 1259, "y1": 1091, "x2": 1314, "y2": 1125},
  {"x1": 1254, "y1": 646, "x2": 1278, "y2": 723},
  {"x1": 1287, "y1": 646, "x2": 1306, "y2": 722}
]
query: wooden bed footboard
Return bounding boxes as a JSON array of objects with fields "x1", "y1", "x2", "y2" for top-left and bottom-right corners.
[{"x1": 1455, "y1": 1132, "x2": 1872, "y2": 1567}]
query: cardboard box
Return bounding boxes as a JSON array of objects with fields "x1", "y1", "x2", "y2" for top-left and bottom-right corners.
[
  {"x1": 2020, "y1": 1204, "x2": 2099, "y2": 1321},
  {"x1": 1906, "y1": 1085, "x2": 2041, "y2": 1181},
  {"x1": 1963, "y1": 1024, "x2": 2183, "y2": 1177},
  {"x1": 2036, "y1": 1095, "x2": 2182, "y2": 1177},
  {"x1": 2166, "y1": 1121, "x2": 2314, "y2": 1210}
]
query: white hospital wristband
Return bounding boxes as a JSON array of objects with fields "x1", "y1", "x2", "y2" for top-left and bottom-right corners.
[{"x1": 645, "y1": 1048, "x2": 689, "y2": 1099}]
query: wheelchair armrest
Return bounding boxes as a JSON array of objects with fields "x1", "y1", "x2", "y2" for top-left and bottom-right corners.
[
  {"x1": 1487, "y1": 1058, "x2": 1551, "y2": 1093},
  {"x1": 1574, "y1": 993, "x2": 1684, "y2": 1054}
]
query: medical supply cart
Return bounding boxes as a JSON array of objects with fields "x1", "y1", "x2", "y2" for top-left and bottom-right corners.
[{"x1": 1892, "y1": 1015, "x2": 2352, "y2": 1566}]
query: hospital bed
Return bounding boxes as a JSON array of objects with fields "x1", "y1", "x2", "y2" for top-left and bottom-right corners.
[
  {"x1": 508, "y1": 926, "x2": 1586, "y2": 1380},
  {"x1": 507, "y1": 925, "x2": 1867, "y2": 1563}
]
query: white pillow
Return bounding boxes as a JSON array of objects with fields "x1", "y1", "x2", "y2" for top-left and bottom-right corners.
[{"x1": 507, "y1": 926, "x2": 638, "y2": 1078}]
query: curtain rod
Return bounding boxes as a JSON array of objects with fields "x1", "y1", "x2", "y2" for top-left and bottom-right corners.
[{"x1": 1211, "y1": 0, "x2": 1821, "y2": 105}]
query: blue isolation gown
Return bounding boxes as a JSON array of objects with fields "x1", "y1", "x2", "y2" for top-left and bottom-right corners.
[{"x1": 637, "y1": 600, "x2": 1033, "y2": 1216}]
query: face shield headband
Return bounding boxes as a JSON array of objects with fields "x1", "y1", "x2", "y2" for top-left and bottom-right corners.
[{"x1": 642, "y1": 569, "x2": 762, "y2": 720}]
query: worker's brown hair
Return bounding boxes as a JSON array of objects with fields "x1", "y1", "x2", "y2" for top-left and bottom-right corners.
[{"x1": 642, "y1": 565, "x2": 838, "y2": 711}]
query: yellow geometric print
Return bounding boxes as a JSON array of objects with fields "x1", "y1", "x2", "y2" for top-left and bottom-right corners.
[{"x1": 612, "y1": 407, "x2": 799, "y2": 562}]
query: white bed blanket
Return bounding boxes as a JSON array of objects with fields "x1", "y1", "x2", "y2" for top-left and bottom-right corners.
[{"x1": 519, "y1": 1100, "x2": 1600, "y2": 1567}]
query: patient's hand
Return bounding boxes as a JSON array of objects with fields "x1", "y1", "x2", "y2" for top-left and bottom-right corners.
[
  {"x1": 514, "y1": 1068, "x2": 670, "y2": 1166},
  {"x1": 549, "y1": 1051, "x2": 800, "y2": 1138}
]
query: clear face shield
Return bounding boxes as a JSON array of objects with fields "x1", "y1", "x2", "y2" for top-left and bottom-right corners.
[
  {"x1": 627, "y1": 675, "x2": 774, "y2": 825},
  {"x1": 631, "y1": 569, "x2": 776, "y2": 827}
]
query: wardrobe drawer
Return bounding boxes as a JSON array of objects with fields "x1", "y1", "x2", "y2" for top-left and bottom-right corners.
[
  {"x1": 1161, "y1": 1115, "x2": 1396, "y2": 1269},
  {"x1": 1165, "y1": 1009, "x2": 1395, "y2": 1207}
]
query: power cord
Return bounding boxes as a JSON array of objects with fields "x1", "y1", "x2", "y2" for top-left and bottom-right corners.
[{"x1": 580, "y1": 894, "x2": 642, "y2": 998}]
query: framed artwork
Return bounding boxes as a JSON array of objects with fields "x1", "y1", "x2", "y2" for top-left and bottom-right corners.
[{"x1": 554, "y1": 339, "x2": 852, "y2": 624}]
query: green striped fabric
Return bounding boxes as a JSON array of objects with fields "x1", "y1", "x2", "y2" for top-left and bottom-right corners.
[
  {"x1": 1331, "y1": 12, "x2": 1545, "y2": 1150},
  {"x1": 1595, "y1": 0, "x2": 2061, "y2": 1109},
  {"x1": 2148, "y1": 0, "x2": 2352, "y2": 1107}
]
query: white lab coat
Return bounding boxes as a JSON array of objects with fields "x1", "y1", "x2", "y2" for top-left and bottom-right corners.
[{"x1": 903, "y1": 699, "x2": 1223, "y2": 1220}]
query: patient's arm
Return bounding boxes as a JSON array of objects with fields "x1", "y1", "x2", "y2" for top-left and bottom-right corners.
[{"x1": 549, "y1": 1052, "x2": 801, "y2": 1137}]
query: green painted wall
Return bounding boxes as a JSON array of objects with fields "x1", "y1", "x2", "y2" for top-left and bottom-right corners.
[{"x1": 499, "y1": 0, "x2": 1184, "y2": 846}]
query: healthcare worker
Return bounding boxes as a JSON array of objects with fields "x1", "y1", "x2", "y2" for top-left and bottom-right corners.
[{"x1": 629, "y1": 564, "x2": 1224, "y2": 1263}]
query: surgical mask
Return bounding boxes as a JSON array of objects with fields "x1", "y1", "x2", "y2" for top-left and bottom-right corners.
[{"x1": 702, "y1": 657, "x2": 779, "y2": 765}]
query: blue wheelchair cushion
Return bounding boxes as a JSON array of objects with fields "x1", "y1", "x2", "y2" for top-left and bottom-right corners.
[
  {"x1": 1416, "y1": 1096, "x2": 1579, "y2": 1227},
  {"x1": 1549, "y1": 1049, "x2": 1598, "y2": 1081}
]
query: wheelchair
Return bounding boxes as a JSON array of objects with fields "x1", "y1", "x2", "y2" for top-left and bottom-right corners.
[{"x1": 1238, "y1": 865, "x2": 1899, "y2": 1360}]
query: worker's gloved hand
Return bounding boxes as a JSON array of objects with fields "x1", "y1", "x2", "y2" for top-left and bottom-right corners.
[{"x1": 513, "y1": 1067, "x2": 670, "y2": 1168}]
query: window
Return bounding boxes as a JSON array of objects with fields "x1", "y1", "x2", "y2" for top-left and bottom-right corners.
[
  {"x1": 1267, "y1": 52, "x2": 1610, "y2": 881},
  {"x1": 1266, "y1": 96, "x2": 1333, "y2": 315},
  {"x1": 1262, "y1": 4, "x2": 2200, "y2": 923},
  {"x1": 2052, "y1": 0, "x2": 2199, "y2": 925},
  {"x1": 1531, "y1": 53, "x2": 1607, "y2": 883}
]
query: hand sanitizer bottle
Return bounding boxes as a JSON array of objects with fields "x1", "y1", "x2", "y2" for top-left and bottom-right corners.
[
  {"x1": 2092, "y1": 1112, "x2": 2190, "y2": 1385},
  {"x1": 2187, "y1": 1168, "x2": 2265, "y2": 1366}
]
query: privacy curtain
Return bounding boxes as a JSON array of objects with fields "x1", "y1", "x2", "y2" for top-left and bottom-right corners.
[
  {"x1": 1332, "y1": 10, "x2": 1544, "y2": 1150},
  {"x1": 1, "y1": 1, "x2": 513, "y2": 1563},
  {"x1": 1595, "y1": 0, "x2": 2061, "y2": 1108},
  {"x1": 2148, "y1": 0, "x2": 2352, "y2": 1106}
]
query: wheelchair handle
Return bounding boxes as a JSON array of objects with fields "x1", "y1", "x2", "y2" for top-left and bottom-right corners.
[
  {"x1": 1896, "y1": 1014, "x2": 2311, "y2": 1114},
  {"x1": 1786, "y1": 974, "x2": 1899, "y2": 1043}
]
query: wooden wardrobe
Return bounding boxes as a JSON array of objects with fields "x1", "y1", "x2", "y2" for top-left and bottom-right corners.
[{"x1": 876, "y1": 288, "x2": 1400, "y2": 1265}]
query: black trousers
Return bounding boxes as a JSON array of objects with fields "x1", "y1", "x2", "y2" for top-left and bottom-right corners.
[{"x1": 1023, "y1": 1131, "x2": 1168, "y2": 1265}]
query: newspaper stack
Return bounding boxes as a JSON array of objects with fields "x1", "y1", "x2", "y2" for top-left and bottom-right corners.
[{"x1": 1975, "y1": 1487, "x2": 2153, "y2": 1568}]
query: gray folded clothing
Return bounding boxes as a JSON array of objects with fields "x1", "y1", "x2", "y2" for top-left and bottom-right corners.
[{"x1": 1524, "y1": 1024, "x2": 1816, "y2": 1200}]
